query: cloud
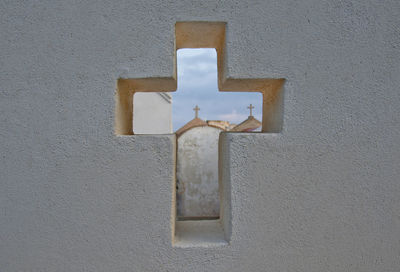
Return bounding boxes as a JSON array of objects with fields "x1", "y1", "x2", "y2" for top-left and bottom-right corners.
[{"x1": 217, "y1": 110, "x2": 248, "y2": 124}]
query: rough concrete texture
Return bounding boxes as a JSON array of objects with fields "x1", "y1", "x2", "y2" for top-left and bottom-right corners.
[
  {"x1": 1, "y1": 1, "x2": 400, "y2": 271},
  {"x1": 177, "y1": 126, "x2": 221, "y2": 218}
]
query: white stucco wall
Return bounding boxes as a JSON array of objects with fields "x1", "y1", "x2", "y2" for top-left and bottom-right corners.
[
  {"x1": 177, "y1": 126, "x2": 221, "y2": 218},
  {"x1": 133, "y1": 92, "x2": 172, "y2": 134},
  {"x1": 1, "y1": 1, "x2": 399, "y2": 271}
]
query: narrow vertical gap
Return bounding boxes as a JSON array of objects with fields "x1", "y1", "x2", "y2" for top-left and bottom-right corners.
[
  {"x1": 174, "y1": 48, "x2": 262, "y2": 223},
  {"x1": 173, "y1": 48, "x2": 264, "y2": 247}
]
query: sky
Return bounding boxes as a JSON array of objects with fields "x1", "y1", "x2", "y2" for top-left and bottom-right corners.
[{"x1": 173, "y1": 48, "x2": 262, "y2": 130}]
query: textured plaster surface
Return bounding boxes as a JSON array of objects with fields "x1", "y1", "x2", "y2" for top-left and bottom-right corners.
[{"x1": 1, "y1": 1, "x2": 400, "y2": 271}]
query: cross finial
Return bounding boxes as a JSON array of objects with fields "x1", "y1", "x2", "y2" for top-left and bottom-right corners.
[
  {"x1": 247, "y1": 104, "x2": 254, "y2": 116},
  {"x1": 193, "y1": 105, "x2": 200, "y2": 118}
]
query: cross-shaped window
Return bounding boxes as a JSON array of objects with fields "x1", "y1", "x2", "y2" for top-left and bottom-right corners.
[{"x1": 114, "y1": 22, "x2": 285, "y2": 247}]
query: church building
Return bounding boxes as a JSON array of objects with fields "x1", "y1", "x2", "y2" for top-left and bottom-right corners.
[
  {"x1": 230, "y1": 104, "x2": 262, "y2": 132},
  {"x1": 175, "y1": 105, "x2": 223, "y2": 219}
]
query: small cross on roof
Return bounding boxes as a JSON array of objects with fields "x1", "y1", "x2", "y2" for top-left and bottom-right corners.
[
  {"x1": 247, "y1": 104, "x2": 254, "y2": 116},
  {"x1": 193, "y1": 105, "x2": 200, "y2": 118}
]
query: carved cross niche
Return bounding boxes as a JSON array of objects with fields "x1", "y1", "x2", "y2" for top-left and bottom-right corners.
[{"x1": 115, "y1": 22, "x2": 285, "y2": 135}]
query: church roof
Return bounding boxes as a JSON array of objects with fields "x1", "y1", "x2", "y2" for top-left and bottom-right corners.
[
  {"x1": 206, "y1": 120, "x2": 231, "y2": 130},
  {"x1": 230, "y1": 116, "x2": 262, "y2": 132},
  {"x1": 175, "y1": 117, "x2": 208, "y2": 137}
]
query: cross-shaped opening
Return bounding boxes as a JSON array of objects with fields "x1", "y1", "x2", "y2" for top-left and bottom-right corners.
[{"x1": 114, "y1": 22, "x2": 285, "y2": 247}]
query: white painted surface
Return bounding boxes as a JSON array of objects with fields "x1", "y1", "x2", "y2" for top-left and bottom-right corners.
[
  {"x1": 133, "y1": 92, "x2": 172, "y2": 134},
  {"x1": 177, "y1": 126, "x2": 221, "y2": 218},
  {"x1": 1, "y1": 1, "x2": 400, "y2": 271}
]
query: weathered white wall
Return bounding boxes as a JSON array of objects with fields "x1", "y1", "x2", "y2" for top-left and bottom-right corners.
[
  {"x1": 177, "y1": 126, "x2": 221, "y2": 218},
  {"x1": 1, "y1": 1, "x2": 399, "y2": 271},
  {"x1": 133, "y1": 92, "x2": 172, "y2": 134}
]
